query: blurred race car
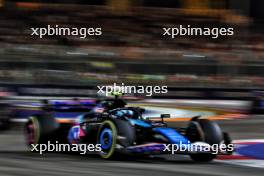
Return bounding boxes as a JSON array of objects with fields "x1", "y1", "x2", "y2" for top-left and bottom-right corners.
[
  {"x1": 251, "y1": 91, "x2": 264, "y2": 114},
  {"x1": 24, "y1": 97, "x2": 233, "y2": 161}
]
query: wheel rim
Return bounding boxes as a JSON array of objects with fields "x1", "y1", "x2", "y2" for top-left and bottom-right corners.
[
  {"x1": 98, "y1": 120, "x2": 117, "y2": 159},
  {"x1": 100, "y1": 128, "x2": 113, "y2": 150},
  {"x1": 25, "y1": 117, "x2": 39, "y2": 146},
  {"x1": 26, "y1": 121, "x2": 35, "y2": 145}
]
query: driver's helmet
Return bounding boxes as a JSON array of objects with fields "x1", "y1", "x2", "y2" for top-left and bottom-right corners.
[{"x1": 115, "y1": 110, "x2": 134, "y2": 118}]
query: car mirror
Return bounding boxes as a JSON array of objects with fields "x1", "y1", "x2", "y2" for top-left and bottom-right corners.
[{"x1": 161, "y1": 114, "x2": 170, "y2": 119}]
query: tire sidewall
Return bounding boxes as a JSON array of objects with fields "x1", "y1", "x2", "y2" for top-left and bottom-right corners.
[{"x1": 98, "y1": 120, "x2": 117, "y2": 159}]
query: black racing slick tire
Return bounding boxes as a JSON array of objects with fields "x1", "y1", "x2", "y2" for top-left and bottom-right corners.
[
  {"x1": 97, "y1": 119, "x2": 135, "y2": 159},
  {"x1": 188, "y1": 119, "x2": 224, "y2": 162},
  {"x1": 114, "y1": 119, "x2": 135, "y2": 147},
  {"x1": 25, "y1": 114, "x2": 59, "y2": 149},
  {"x1": 97, "y1": 120, "x2": 118, "y2": 159}
]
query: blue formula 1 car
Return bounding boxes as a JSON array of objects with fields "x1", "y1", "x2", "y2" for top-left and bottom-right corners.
[{"x1": 24, "y1": 97, "x2": 233, "y2": 161}]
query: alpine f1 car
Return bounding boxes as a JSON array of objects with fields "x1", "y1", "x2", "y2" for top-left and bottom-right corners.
[{"x1": 24, "y1": 97, "x2": 233, "y2": 161}]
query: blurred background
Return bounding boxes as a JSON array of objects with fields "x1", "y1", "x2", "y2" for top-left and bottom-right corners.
[
  {"x1": 0, "y1": 0, "x2": 263, "y2": 110},
  {"x1": 0, "y1": 0, "x2": 263, "y2": 88}
]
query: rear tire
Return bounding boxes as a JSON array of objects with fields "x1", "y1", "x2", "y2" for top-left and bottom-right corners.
[
  {"x1": 25, "y1": 114, "x2": 58, "y2": 149},
  {"x1": 114, "y1": 119, "x2": 135, "y2": 147},
  {"x1": 97, "y1": 120, "x2": 117, "y2": 159}
]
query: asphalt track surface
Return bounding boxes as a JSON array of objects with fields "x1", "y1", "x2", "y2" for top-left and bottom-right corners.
[{"x1": 0, "y1": 116, "x2": 264, "y2": 176}]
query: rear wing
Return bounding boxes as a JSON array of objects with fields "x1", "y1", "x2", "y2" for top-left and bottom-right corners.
[{"x1": 42, "y1": 99, "x2": 97, "y2": 111}]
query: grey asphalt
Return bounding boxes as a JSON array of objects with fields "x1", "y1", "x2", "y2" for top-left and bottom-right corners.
[{"x1": 0, "y1": 116, "x2": 263, "y2": 176}]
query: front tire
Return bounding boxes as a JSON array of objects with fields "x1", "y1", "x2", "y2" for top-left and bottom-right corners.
[{"x1": 188, "y1": 119, "x2": 223, "y2": 162}]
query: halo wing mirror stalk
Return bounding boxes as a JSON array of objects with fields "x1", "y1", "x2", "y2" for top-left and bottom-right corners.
[{"x1": 160, "y1": 114, "x2": 170, "y2": 123}]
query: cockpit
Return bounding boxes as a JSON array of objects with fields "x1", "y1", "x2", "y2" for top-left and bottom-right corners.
[{"x1": 110, "y1": 108, "x2": 143, "y2": 120}]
